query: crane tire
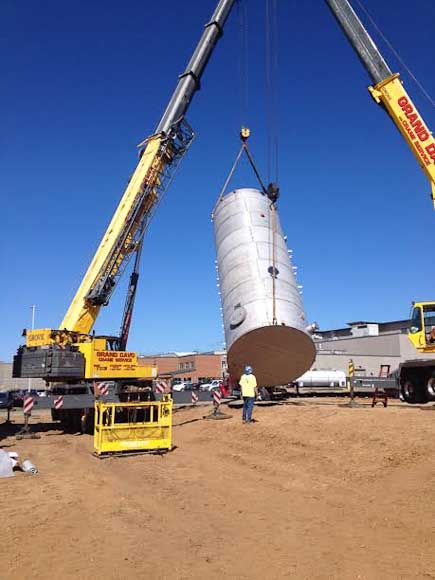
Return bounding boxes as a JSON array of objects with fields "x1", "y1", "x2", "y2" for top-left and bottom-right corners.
[
  {"x1": 426, "y1": 377, "x2": 435, "y2": 401},
  {"x1": 259, "y1": 387, "x2": 271, "y2": 401},
  {"x1": 401, "y1": 380, "x2": 419, "y2": 404}
]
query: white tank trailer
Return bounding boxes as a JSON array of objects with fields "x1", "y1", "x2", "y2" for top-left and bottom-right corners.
[{"x1": 213, "y1": 188, "x2": 315, "y2": 386}]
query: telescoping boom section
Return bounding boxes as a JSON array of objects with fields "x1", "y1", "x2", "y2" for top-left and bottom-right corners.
[
  {"x1": 325, "y1": 0, "x2": 435, "y2": 208},
  {"x1": 62, "y1": 0, "x2": 237, "y2": 336}
]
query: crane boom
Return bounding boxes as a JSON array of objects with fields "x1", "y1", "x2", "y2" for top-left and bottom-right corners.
[
  {"x1": 325, "y1": 0, "x2": 435, "y2": 209},
  {"x1": 60, "y1": 0, "x2": 236, "y2": 335}
]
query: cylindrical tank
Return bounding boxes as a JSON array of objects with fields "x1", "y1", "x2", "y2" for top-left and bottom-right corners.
[{"x1": 213, "y1": 188, "x2": 315, "y2": 387}]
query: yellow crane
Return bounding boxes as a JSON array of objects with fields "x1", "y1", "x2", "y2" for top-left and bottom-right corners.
[
  {"x1": 325, "y1": 0, "x2": 435, "y2": 403},
  {"x1": 13, "y1": 0, "x2": 237, "y2": 430}
]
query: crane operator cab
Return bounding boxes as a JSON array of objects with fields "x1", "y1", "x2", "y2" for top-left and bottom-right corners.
[{"x1": 408, "y1": 302, "x2": 435, "y2": 353}]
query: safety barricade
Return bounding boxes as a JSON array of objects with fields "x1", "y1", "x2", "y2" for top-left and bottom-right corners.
[
  {"x1": 94, "y1": 394, "x2": 173, "y2": 456},
  {"x1": 155, "y1": 381, "x2": 167, "y2": 395},
  {"x1": 94, "y1": 381, "x2": 110, "y2": 396},
  {"x1": 53, "y1": 396, "x2": 64, "y2": 410}
]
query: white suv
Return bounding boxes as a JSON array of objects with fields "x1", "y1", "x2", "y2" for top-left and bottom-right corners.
[{"x1": 200, "y1": 379, "x2": 221, "y2": 392}]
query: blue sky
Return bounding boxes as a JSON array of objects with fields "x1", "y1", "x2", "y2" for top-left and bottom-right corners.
[{"x1": 1, "y1": 0, "x2": 434, "y2": 361}]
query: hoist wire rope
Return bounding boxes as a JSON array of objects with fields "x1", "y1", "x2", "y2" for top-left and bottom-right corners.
[
  {"x1": 354, "y1": 0, "x2": 435, "y2": 108},
  {"x1": 272, "y1": 0, "x2": 280, "y2": 184},
  {"x1": 264, "y1": 0, "x2": 280, "y2": 324},
  {"x1": 271, "y1": 202, "x2": 278, "y2": 325},
  {"x1": 216, "y1": 142, "x2": 245, "y2": 203},
  {"x1": 243, "y1": 144, "x2": 268, "y2": 193},
  {"x1": 265, "y1": 0, "x2": 280, "y2": 184},
  {"x1": 265, "y1": 0, "x2": 272, "y2": 183},
  {"x1": 216, "y1": 138, "x2": 267, "y2": 204},
  {"x1": 238, "y1": 0, "x2": 249, "y2": 126}
]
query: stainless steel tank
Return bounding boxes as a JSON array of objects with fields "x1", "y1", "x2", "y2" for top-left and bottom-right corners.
[{"x1": 213, "y1": 188, "x2": 315, "y2": 387}]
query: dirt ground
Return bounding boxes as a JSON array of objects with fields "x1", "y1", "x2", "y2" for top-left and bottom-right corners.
[{"x1": 1, "y1": 398, "x2": 435, "y2": 580}]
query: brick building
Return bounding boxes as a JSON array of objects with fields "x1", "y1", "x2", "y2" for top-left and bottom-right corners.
[{"x1": 139, "y1": 351, "x2": 227, "y2": 384}]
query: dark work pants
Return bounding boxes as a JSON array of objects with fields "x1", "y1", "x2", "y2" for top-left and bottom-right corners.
[{"x1": 242, "y1": 396, "x2": 255, "y2": 422}]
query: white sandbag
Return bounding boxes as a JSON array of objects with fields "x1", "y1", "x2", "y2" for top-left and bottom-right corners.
[
  {"x1": 0, "y1": 449, "x2": 14, "y2": 478},
  {"x1": 8, "y1": 452, "x2": 19, "y2": 469}
]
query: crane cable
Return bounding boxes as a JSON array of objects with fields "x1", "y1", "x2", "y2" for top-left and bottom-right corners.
[
  {"x1": 265, "y1": 0, "x2": 280, "y2": 324},
  {"x1": 354, "y1": 0, "x2": 435, "y2": 108},
  {"x1": 215, "y1": 127, "x2": 280, "y2": 328},
  {"x1": 272, "y1": 0, "x2": 279, "y2": 184},
  {"x1": 216, "y1": 128, "x2": 268, "y2": 203},
  {"x1": 238, "y1": 0, "x2": 249, "y2": 126},
  {"x1": 265, "y1": 0, "x2": 271, "y2": 183},
  {"x1": 265, "y1": 0, "x2": 280, "y2": 184}
]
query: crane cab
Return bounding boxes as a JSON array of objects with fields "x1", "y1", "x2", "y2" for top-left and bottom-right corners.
[{"x1": 408, "y1": 302, "x2": 435, "y2": 353}]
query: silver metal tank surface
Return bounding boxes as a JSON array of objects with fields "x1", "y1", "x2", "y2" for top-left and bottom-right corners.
[{"x1": 213, "y1": 188, "x2": 315, "y2": 387}]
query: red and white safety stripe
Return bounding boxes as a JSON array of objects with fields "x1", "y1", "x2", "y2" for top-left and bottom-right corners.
[
  {"x1": 53, "y1": 395, "x2": 64, "y2": 410},
  {"x1": 94, "y1": 382, "x2": 110, "y2": 396},
  {"x1": 23, "y1": 395, "x2": 34, "y2": 414},
  {"x1": 213, "y1": 389, "x2": 222, "y2": 406},
  {"x1": 155, "y1": 381, "x2": 166, "y2": 394},
  {"x1": 191, "y1": 392, "x2": 199, "y2": 404}
]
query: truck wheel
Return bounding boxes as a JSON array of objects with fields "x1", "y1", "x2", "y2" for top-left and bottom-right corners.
[
  {"x1": 401, "y1": 380, "x2": 419, "y2": 404},
  {"x1": 259, "y1": 387, "x2": 271, "y2": 401},
  {"x1": 401, "y1": 380, "x2": 427, "y2": 404},
  {"x1": 426, "y1": 377, "x2": 435, "y2": 401}
]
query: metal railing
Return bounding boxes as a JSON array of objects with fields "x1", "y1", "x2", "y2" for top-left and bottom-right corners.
[{"x1": 94, "y1": 395, "x2": 173, "y2": 456}]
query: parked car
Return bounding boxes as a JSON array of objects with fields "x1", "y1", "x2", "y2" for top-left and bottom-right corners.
[
  {"x1": 184, "y1": 382, "x2": 199, "y2": 391},
  {"x1": 199, "y1": 380, "x2": 222, "y2": 392},
  {"x1": 0, "y1": 391, "x2": 12, "y2": 409},
  {"x1": 172, "y1": 382, "x2": 192, "y2": 392}
]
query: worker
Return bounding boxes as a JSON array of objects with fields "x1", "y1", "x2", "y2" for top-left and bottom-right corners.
[{"x1": 239, "y1": 365, "x2": 258, "y2": 424}]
